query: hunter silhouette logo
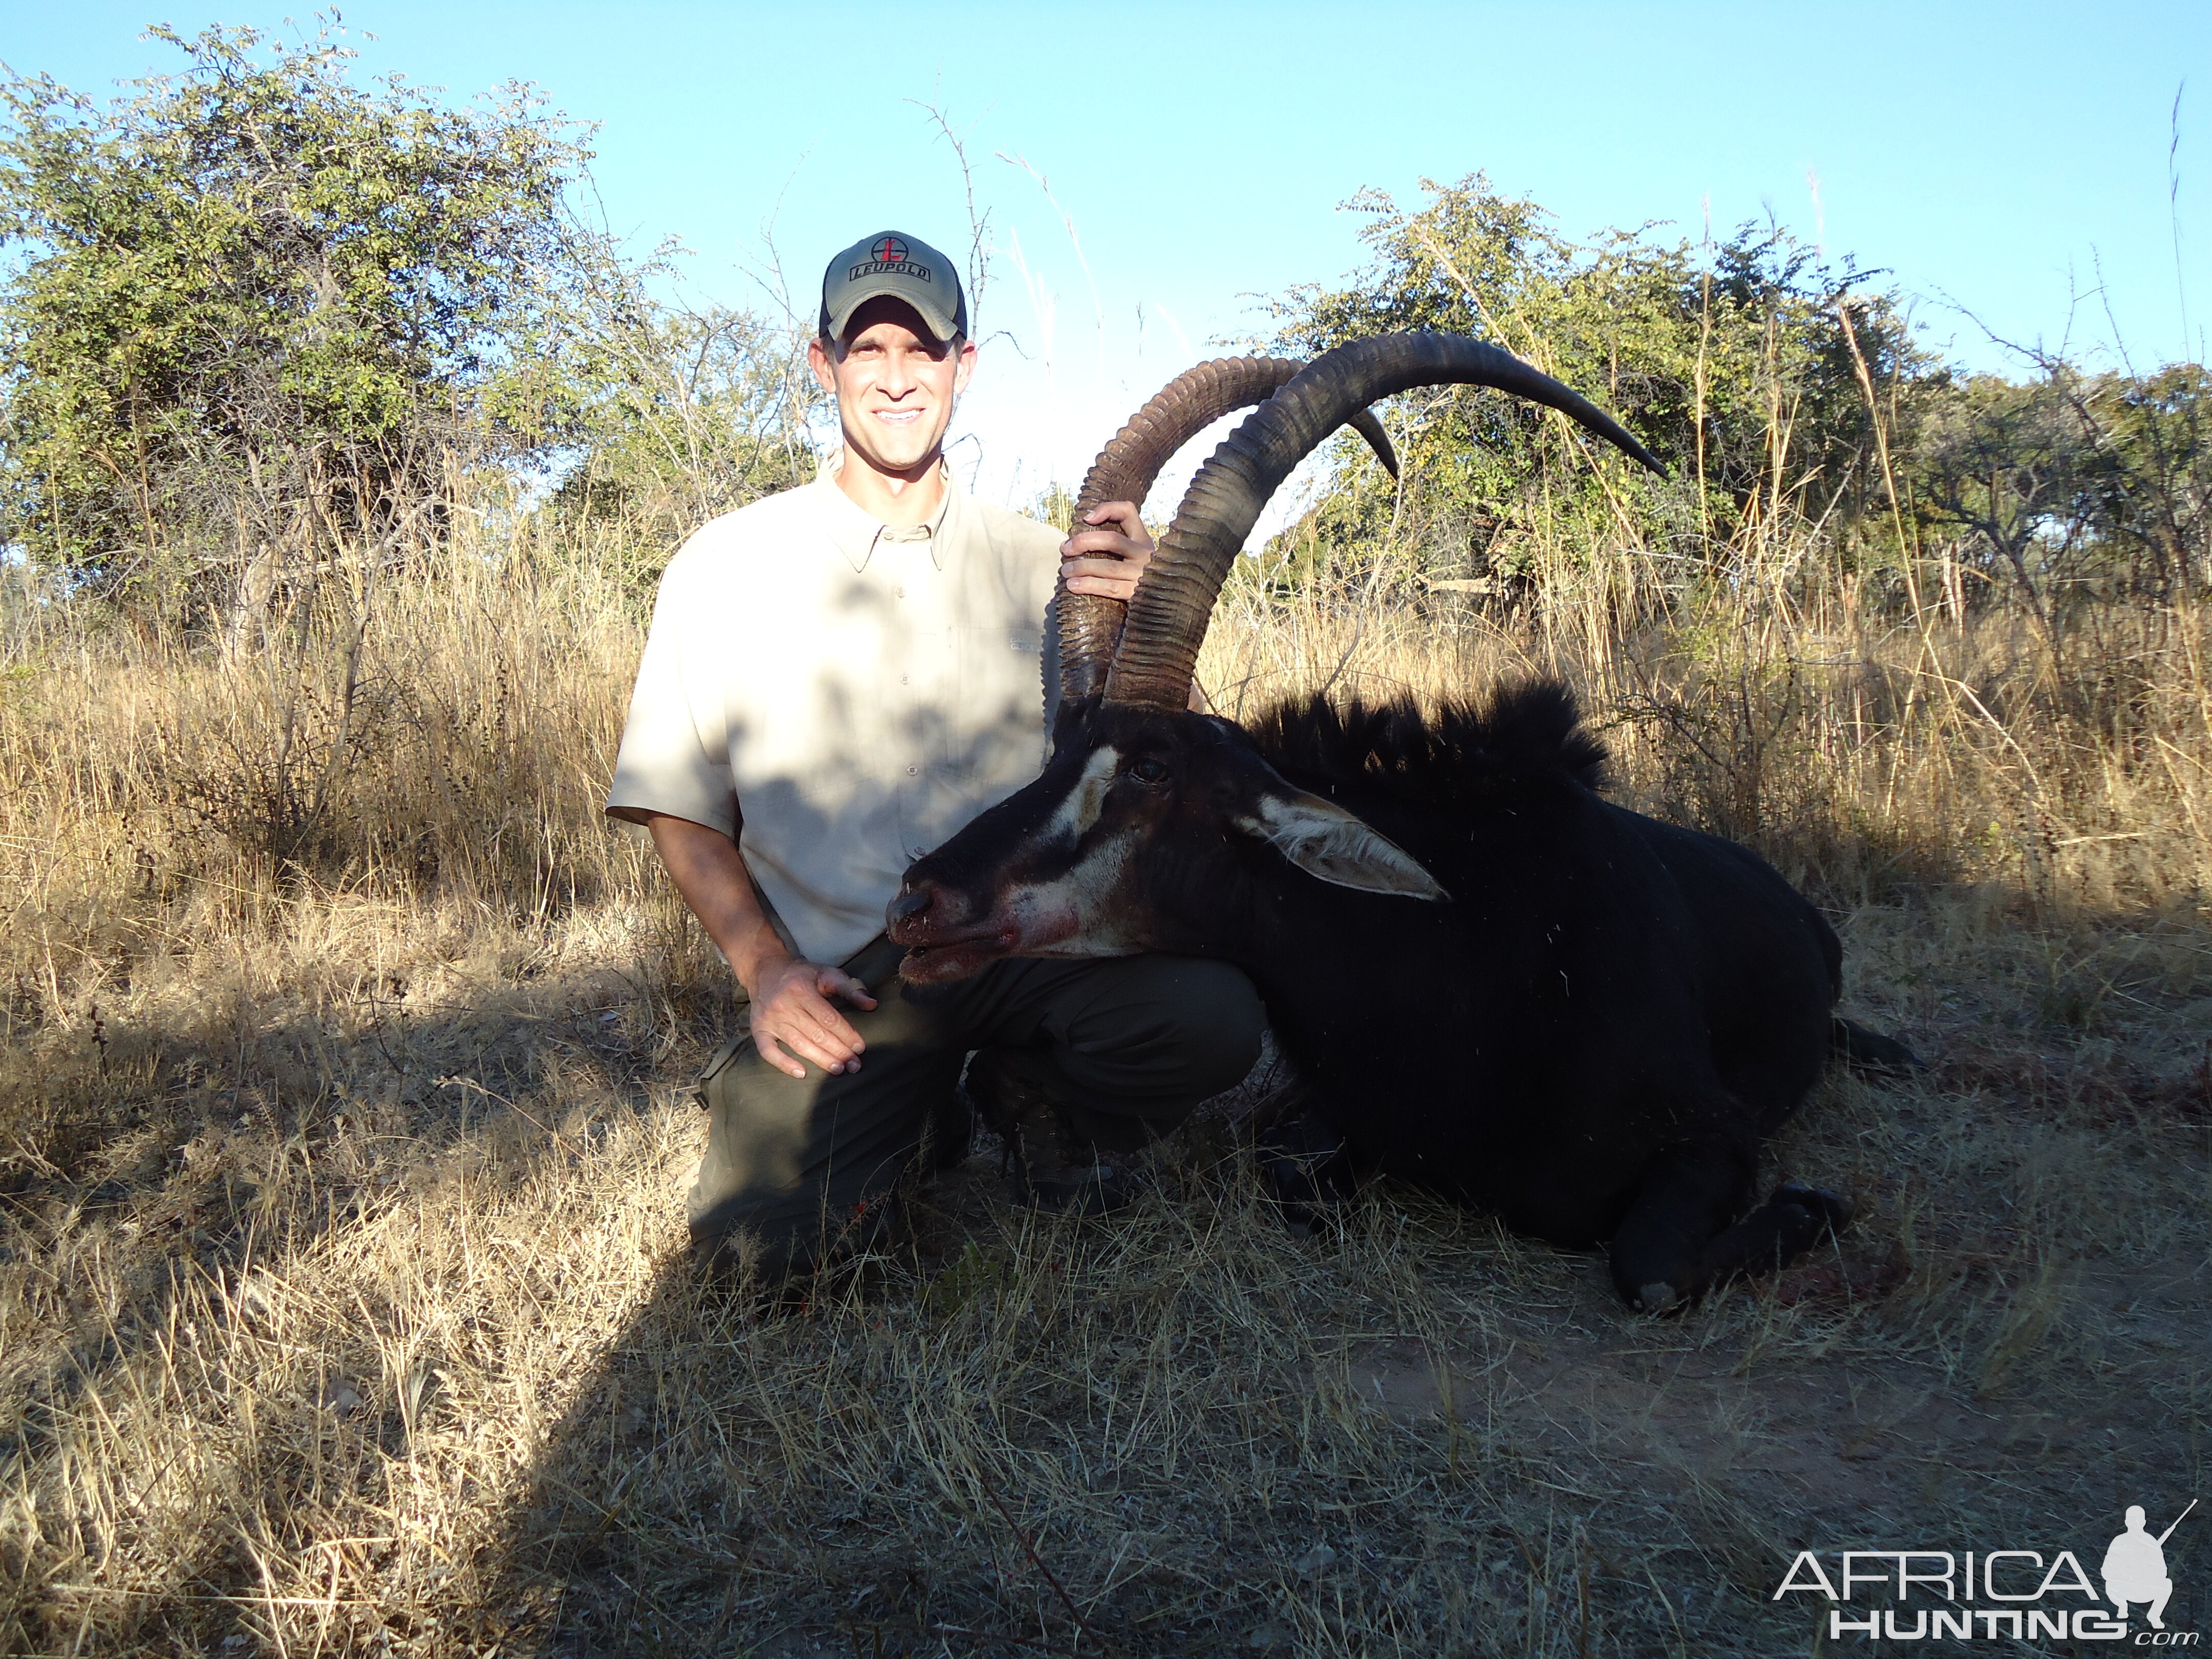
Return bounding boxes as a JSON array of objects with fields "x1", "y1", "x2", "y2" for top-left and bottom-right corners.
[
  {"x1": 1774, "y1": 1499, "x2": 2200, "y2": 1643},
  {"x1": 2109, "y1": 1502, "x2": 2195, "y2": 1630}
]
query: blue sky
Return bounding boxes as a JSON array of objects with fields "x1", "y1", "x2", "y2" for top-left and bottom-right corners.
[{"x1": 6, "y1": 2, "x2": 2208, "y2": 514}]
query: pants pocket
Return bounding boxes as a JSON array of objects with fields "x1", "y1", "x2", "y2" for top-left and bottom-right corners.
[{"x1": 694, "y1": 1031, "x2": 750, "y2": 1110}]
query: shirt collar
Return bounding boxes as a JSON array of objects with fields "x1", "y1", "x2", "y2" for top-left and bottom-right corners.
[{"x1": 815, "y1": 455, "x2": 961, "y2": 575}]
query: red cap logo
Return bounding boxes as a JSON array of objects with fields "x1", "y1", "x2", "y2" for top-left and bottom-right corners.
[{"x1": 871, "y1": 235, "x2": 910, "y2": 265}]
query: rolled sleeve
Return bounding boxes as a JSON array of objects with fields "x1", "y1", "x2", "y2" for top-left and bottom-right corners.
[{"x1": 606, "y1": 552, "x2": 736, "y2": 835}]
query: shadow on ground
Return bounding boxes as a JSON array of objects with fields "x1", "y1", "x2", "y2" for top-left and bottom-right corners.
[
  {"x1": 6, "y1": 894, "x2": 2209, "y2": 1656},
  {"x1": 466, "y1": 1056, "x2": 2212, "y2": 1657}
]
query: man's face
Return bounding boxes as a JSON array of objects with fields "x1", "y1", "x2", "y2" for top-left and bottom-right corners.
[{"x1": 809, "y1": 297, "x2": 977, "y2": 477}]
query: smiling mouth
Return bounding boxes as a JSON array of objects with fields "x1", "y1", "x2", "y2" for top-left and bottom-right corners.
[{"x1": 874, "y1": 408, "x2": 923, "y2": 424}]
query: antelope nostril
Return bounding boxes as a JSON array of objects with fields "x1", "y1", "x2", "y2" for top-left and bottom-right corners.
[{"x1": 887, "y1": 889, "x2": 932, "y2": 926}]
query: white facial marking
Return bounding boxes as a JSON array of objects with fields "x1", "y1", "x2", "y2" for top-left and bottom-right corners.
[
  {"x1": 999, "y1": 828, "x2": 1146, "y2": 958},
  {"x1": 1043, "y1": 745, "x2": 1122, "y2": 846},
  {"x1": 1233, "y1": 793, "x2": 1450, "y2": 901}
]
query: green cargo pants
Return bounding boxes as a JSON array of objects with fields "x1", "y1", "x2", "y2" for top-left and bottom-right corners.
[{"x1": 689, "y1": 935, "x2": 1265, "y2": 1276}]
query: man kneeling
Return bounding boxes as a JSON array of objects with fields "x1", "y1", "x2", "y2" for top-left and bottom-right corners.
[{"x1": 605, "y1": 230, "x2": 1261, "y2": 1279}]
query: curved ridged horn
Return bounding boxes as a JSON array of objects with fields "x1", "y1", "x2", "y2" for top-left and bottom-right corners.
[
  {"x1": 1057, "y1": 358, "x2": 1397, "y2": 703},
  {"x1": 1100, "y1": 334, "x2": 1666, "y2": 710}
]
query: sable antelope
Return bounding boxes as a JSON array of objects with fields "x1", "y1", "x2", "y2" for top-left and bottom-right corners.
[{"x1": 894, "y1": 336, "x2": 1915, "y2": 1308}]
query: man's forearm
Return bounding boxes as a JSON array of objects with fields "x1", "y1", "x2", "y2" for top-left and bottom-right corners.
[{"x1": 644, "y1": 814, "x2": 791, "y2": 994}]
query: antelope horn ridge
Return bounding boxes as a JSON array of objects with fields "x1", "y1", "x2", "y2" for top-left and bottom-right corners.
[
  {"x1": 1057, "y1": 358, "x2": 1397, "y2": 703},
  {"x1": 1100, "y1": 334, "x2": 1666, "y2": 710}
]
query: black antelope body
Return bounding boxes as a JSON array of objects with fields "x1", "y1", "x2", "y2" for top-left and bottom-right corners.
[{"x1": 890, "y1": 336, "x2": 1918, "y2": 1310}]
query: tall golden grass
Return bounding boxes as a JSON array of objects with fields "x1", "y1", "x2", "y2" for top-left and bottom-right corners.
[{"x1": 2, "y1": 476, "x2": 2207, "y2": 1653}]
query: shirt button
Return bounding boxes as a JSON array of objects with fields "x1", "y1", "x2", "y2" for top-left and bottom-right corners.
[
  {"x1": 895, "y1": 585, "x2": 906, "y2": 598},
  {"x1": 900, "y1": 674, "x2": 909, "y2": 685},
  {"x1": 906, "y1": 765, "x2": 918, "y2": 777}
]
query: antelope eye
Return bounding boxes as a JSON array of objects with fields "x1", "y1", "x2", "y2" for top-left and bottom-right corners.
[{"x1": 1128, "y1": 757, "x2": 1168, "y2": 785}]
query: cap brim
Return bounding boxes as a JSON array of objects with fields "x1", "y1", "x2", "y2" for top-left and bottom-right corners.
[{"x1": 825, "y1": 278, "x2": 963, "y2": 344}]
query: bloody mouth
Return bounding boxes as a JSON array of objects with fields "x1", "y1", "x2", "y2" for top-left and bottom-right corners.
[{"x1": 892, "y1": 924, "x2": 1022, "y2": 984}]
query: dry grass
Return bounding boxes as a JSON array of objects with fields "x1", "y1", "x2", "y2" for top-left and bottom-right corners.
[{"x1": 2, "y1": 494, "x2": 2208, "y2": 1656}]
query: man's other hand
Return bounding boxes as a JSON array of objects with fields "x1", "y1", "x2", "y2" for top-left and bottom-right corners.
[
  {"x1": 1060, "y1": 500, "x2": 1154, "y2": 600},
  {"x1": 750, "y1": 957, "x2": 879, "y2": 1079}
]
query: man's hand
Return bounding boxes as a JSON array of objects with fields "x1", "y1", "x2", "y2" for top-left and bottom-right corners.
[
  {"x1": 1060, "y1": 500, "x2": 1154, "y2": 600},
  {"x1": 749, "y1": 954, "x2": 879, "y2": 1080},
  {"x1": 642, "y1": 813, "x2": 881, "y2": 1080}
]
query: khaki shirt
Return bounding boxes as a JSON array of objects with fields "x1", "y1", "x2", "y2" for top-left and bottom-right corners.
[{"x1": 606, "y1": 469, "x2": 1063, "y2": 964}]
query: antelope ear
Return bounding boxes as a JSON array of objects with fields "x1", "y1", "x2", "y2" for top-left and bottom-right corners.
[{"x1": 1232, "y1": 791, "x2": 1450, "y2": 901}]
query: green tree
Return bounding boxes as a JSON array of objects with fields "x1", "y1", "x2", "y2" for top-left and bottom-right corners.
[
  {"x1": 2064, "y1": 361, "x2": 2211, "y2": 603},
  {"x1": 522, "y1": 226, "x2": 822, "y2": 561},
  {"x1": 1915, "y1": 369, "x2": 2090, "y2": 640},
  {"x1": 1914, "y1": 357, "x2": 2211, "y2": 652},
  {"x1": 1262, "y1": 175, "x2": 1944, "y2": 592},
  {"x1": 0, "y1": 23, "x2": 587, "y2": 612}
]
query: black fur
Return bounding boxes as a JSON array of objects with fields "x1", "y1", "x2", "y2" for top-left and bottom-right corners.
[
  {"x1": 1243, "y1": 682, "x2": 1610, "y2": 806},
  {"x1": 901, "y1": 679, "x2": 1918, "y2": 1309}
]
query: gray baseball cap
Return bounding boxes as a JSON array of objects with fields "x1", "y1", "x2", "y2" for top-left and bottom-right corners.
[{"x1": 819, "y1": 230, "x2": 968, "y2": 345}]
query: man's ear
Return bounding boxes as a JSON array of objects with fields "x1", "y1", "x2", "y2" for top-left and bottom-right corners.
[
  {"x1": 807, "y1": 334, "x2": 838, "y2": 395},
  {"x1": 1231, "y1": 791, "x2": 1449, "y2": 901}
]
